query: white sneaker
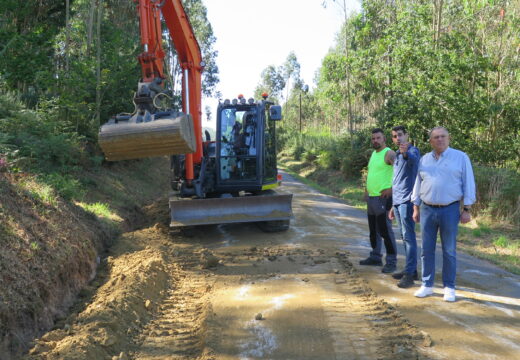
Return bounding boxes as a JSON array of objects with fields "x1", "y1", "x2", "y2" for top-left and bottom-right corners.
[
  {"x1": 444, "y1": 287, "x2": 456, "y2": 302},
  {"x1": 414, "y1": 286, "x2": 434, "y2": 298}
]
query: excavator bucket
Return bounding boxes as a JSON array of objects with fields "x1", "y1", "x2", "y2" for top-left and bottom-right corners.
[
  {"x1": 170, "y1": 192, "x2": 293, "y2": 227},
  {"x1": 99, "y1": 113, "x2": 196, "y2": 161}
]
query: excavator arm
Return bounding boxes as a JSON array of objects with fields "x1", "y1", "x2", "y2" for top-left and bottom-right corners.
[
  {"x1": 160, "y1": 0, "x2": 204, "y2": 179},
  {"x1": 99, "y1": 0, "x2": 203, "y2": 182}
]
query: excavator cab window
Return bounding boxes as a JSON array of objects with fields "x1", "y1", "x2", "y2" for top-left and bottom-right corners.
[{"x1": 218, "y1": 108, "x2": 257, "y2": 182}]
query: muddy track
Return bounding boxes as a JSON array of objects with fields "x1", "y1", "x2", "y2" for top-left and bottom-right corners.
[
  {"x1": 201, "y1": 242, "x2": 425, "y2": 360},
  {"x1": 133, "y1": 259, "x2": 212, "y2": 359},
  {"x1": 24, "y1": 197, "x2": 427, "y2": 360}
]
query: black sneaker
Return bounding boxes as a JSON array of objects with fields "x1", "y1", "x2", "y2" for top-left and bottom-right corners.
[
  {"x1": 397, "y1": 273, "x2": 415, "y2": 288},
  {"x1": 359, "y1": 257, "x2": 383, "y2": 266},
  {"x1": 381, "y1": 263, "x2": 397, "y2": 273},
  {"x1": 392, "y1": 270, "x2": 406, "y2": 279},
  {"x1": 392, "y1": 270, "x2": 418, "y2": 280}
]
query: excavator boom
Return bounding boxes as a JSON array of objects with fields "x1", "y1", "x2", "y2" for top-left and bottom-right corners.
[{"x1": 98, "y1": 0, "x2": 203, "y2": 181}]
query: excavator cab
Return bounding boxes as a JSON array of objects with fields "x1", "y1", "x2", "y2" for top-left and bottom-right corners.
[
  {"x1": 216, "y1": 99, "x2": 279, "y2": 190},
  {"x1": 169, "y1": 96, "x2": 292, "y2": 230}
]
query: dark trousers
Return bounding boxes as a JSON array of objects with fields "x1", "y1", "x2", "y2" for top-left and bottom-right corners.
[{"x1": 367, "y1": 196, "x2": 397, "y2": 265}]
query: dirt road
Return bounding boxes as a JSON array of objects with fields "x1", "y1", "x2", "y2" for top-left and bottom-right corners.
[{"x1": 26, "y1": 172, "x2": 520, "y2": 360}]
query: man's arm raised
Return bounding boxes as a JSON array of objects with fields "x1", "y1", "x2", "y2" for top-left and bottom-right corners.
[{"x1": 385, "y1": 149, "x2": 396, "y2": 165}]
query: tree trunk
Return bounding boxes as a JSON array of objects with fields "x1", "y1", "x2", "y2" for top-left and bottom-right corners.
[
  {"x1": 87, "y1": 0, "x2": 96, "y2": 55},
  {"x1": 344, "y1": 0, "x2": 353, "y2": 134},
  {"x1": 96, "y1": 0, "x2": 103, "y2": 130},
  {"x1": 65, "y1": 0, "x2": 70, "y2": 73}
]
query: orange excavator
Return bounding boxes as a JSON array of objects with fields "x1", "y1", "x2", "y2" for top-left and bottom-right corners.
[{"x1": 98, "y1": 0, "x2": 292, "y2": 231}]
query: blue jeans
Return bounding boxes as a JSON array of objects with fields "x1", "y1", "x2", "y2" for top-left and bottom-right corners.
[
  {"x1": 420, "y1": 202, "x2": 460, "y2": 289},
  {"x1": 394, "y1": 202, "x2": 417, "y2": 274}
]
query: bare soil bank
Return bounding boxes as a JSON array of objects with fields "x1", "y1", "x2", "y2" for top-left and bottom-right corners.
[{"x1": 0, "y1": 157, "x2": 170, "y2": 359}]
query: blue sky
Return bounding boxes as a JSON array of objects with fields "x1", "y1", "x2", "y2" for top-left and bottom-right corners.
[{"x1": 201, "y1": 0, "x2": 361, "y2": 124}]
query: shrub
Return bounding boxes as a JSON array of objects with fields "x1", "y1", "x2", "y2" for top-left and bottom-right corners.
[
  {"x1": 302, "y1": 149, "x2": 318, "y2": 162},
  {"x1": 40, "y1": 173, "x2": 86, "y2": 201},
  {"x1": 0, "y1": 90, "x2": 92, "y2": 174},
  {"x1": 316, "y1": 150, "x2": 338, "y2": 170},
  {"x1": 339, "y1": 129, "x2": 372, "y2": 179},
  {"x1": 474, "y1": 166, "x2": 520, "y2": 225}
]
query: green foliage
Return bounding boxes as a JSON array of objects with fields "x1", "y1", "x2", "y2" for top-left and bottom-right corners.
[
  {"x1": 493, "y1": 235, "x2": 510, "y2": 249},
  {"x1": 19, "y1": 179, "x2": 58, "y2": 207},
  {"x1": 274, "y1": 0, "x2": 519, "y2": 227},
  {"x1": 0, "y1": 90, "x2": 88, "y2": 172},
  {"x1": 0, "y1": 0, "x2": 65, "y2": 105},
  {"x1": 254, "y1": 65, "x2": 286, "y2": 101},
  {"x1": 278, "y1": 127, "x2": 372, "y2": 179},
  {"x1": 279, "y1": 0, "x2": 519, "y2": 171},
  {"x1": 473, "y1": 166, "x2": 520, "y2": 225},
  {"x1": 39, "y1": 173, "x2": 86, "y2": 201},
  {"x1": 338, "y1": 129, "x2": 372, "y2": 179},
  {"x1": 80, "y1": 202, "x2": 113, "y2": 218},
  {"x1": 316, "y1": 150, "x2": 338, "y2": 170},
  {"x1": 1, "y1": 0, "x2": 219, "y2": 142}
]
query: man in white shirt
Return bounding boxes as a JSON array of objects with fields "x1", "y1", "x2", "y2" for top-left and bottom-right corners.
[{"x1": 411, "y1": 126, "x2": 476, "y2": 302}]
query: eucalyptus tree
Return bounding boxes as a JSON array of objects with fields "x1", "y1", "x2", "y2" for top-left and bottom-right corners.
[
  {"x1": 282, "y1": 51, "x2": 302, "y2": 102},
  {"x1": 0, "y1": 0, "x2": 67, "y2": 106},
  {"x1": 168, "y1": 0, "x2": 219, "y2": 98},
  {"x1": 315, "y1": 0, "x2": 519, "y2": 168},
  {"x1": 254, "y1": 64, "x2": 285, "y2": 102}
]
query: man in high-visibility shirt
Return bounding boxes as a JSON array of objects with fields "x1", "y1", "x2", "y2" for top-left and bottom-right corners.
[{"x1": 360, "y1": 128, "x2": 398, "y2": 274}]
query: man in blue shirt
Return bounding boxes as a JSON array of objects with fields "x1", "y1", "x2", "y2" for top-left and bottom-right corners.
[
  {"x1": 388, "y1": 126, "x2": 420, "y2": 288},
  {"x1": 411, "y1": 127, "x2": 476, "y2": 302}
]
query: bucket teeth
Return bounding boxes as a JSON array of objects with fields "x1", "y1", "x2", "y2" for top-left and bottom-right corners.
[{"x1": 99, "y1": 114, "x2": 195, "y2": 161}]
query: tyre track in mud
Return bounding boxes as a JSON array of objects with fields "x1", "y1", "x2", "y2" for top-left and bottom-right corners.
[
  {"x1": 25, "y1": 197, "x2": 427, "y2": 360},
  {"x1": 133, "y1": 249, "x2": 214, "y2": 360},
  {"x1": 206, "y1": 241, "x2": 426, "y2": 360}
]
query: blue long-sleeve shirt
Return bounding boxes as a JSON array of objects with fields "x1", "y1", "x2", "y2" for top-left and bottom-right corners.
[
  {"x1": 392, "y1": 144, "x2": 420, "y2": 205},
  {"x1": 411, "y1": 147, "x2": 476, "y2": 206}
]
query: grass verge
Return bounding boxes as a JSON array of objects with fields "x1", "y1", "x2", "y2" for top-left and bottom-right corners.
[
  {"x1": 458, "y1": 219, "x2": 520, "y2": 275},
  {"x1": 279, "y1": 155, "x2": 366, "y2": 210}
]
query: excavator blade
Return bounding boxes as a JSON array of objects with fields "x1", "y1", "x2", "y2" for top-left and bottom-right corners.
[
  {"x1": 170, "y1": 193, "x2": 293, "y2": 227},
  {"x1": 99, "y1": 114, "x2": 195, "y2": 161}
]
